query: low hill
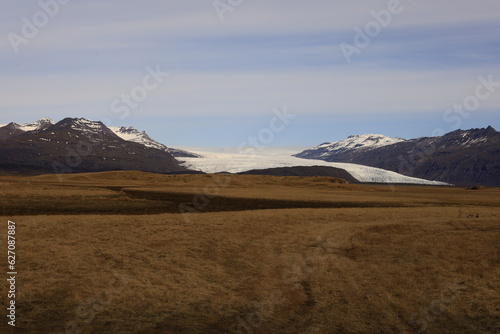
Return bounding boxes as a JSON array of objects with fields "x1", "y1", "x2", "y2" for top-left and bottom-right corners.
[{"x1": 238, "y1": 165, "x2": 357, "y2": 183}]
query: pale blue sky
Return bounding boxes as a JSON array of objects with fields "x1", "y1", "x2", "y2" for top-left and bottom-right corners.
[{"x1": 1, "y1": 0, "x2": 499, "y2": 146}]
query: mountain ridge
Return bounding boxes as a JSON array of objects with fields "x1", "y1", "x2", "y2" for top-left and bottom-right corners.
[
  {"x1": 296, "y1": 134, "x2": 405, "y2": 160},
  {"x1": 0, "y1": 118, "x2": 55, "y2": 140},
  {"x1": 295, "y1": 126, "x2": 499, "y2": 187},
  {"x1": 0, "y1": 117, "x2": 188, "y2": 175},
  {"x1": 110, "y1": 126, "x2": 199, "y2": 158}
]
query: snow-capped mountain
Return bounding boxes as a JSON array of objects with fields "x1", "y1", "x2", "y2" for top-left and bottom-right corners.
[
  {"x1": 177, "y1": 146, "x2": 448, "y2": 185},
  {"x1": 295, "y1": 134, "x2": 405, "y2": 160},
  {"x1": 110, "y1": 126, "x2": 198, "y2": 158},
  {"x1": 110, "y1": 126, "x2": 165, "y2": 150},
  {"x1": 49, "y1": 118, "x2": 119, "y2": 143},
  {"x1": 295, "y1": 126, "x2": 500, "y2": 187},
  {"x1": 0, "y1": 117, "x2": 198, "y2": 157},
  {"x1": 0, "y1": 118, "x2": 54, "y2": 140},
  {"x1": 0, "y1": 118, "x2": 187, "y2": 174},
  {"x1": 1, "y1": 117, "x2": 496, "y2": 186},
  {"x1": 16, "y1": 117, "x2": 54, "y2": 132}
]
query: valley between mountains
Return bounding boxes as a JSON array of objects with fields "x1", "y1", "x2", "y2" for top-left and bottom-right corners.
[
  {"x1": 0, "y1": 118, "x2": 498, "y2": 334},
  {"x1": 1, "y1": 117, "x2": 498, "y2": 186}
]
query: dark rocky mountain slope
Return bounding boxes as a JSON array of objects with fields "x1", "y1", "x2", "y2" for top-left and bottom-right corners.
[
  {"x1": 0, "y1": 118, "x2": 187, "y2": 175},
  {"x1": 295, "y1": 126, "x2": 499, "y2": 187}
]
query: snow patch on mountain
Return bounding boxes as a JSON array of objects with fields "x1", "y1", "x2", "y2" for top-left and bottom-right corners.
[
  {"x1": 301, "y1": 134, "x2": 405, "y2": 158},
  {"x1": 110, "y1": 126, "x2": 165, "y2": 150},
  {"x1": 321, "y1": 134, "x2": 404, "y2": 150},
  {"x1": 110, "y1": 126, "x2": 199, "y2": 157},
  {"x1": 48, "y1": 118, "x2": 118, "y2": 143},
  {"x1": 12, "y1": 118, "x2": 54, "y2": 132},
  {"x1": 176, "y1": 146, "x2": 448, "y2": 185},
  {"x1": 70, "y1": 118, "x2": 105, "y2": 132}
]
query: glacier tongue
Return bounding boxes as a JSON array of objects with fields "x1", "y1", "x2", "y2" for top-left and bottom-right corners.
[{"x1": 175, "y1": 146, "x2": 448, "y2": 185}]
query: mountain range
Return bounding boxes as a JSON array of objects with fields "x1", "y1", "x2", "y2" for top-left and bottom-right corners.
[
  {"x1": 0, "y1": 118, "x2": 189, "y2": 175},
  {"x1": 0, "y1": 117, "x2": 497, "y2": 186},
  {"x1": 294, "y1": 126, "x2": 499, "y2": 187}
]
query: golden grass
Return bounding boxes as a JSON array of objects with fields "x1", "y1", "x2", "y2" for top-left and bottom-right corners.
[{"x1": 0, "y1": 171, "x2": 498, "y2": 333}]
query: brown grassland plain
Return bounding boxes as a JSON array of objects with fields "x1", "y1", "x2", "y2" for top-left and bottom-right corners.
[{"x1": 0, "y1": 171, "x2": 498, "y2": 334}]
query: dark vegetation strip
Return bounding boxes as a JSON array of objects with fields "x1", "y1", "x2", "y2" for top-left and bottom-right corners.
[
  {"x1": 0, "y1": 188, "x2": 417, "y2": 216},
  {"x1": 122, "y1": 188, "x2": 415, "y2": 213}
]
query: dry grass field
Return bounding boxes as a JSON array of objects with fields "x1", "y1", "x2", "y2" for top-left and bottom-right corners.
[{"x1": 0, "y1": 171, "x2": 498, "y2": 333}]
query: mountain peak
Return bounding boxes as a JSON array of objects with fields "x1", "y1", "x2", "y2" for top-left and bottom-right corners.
[
  {"x1": 321, "y1": 134, "x2": 405, "y2": 151},
  {"x1": 471, "y1": 125, "x2": 498, "y2": 137},
  {"x1": 446, "y1": 126, "x2": 499, "y2": 143},
  {"x1": 109, "y1": 125, "x2": 199, "y2": 158},
  {"x1": 38, "y1": 117, "x2": 54, "y2": 124},
  {"x1": 110, "y1": 126, "x2": 157, "y2": 146},
  {"x1": 483, "y1": 125, "x2": 497, "y2": 135},
  {"x1": 47, "y1": 117, "x2": 119, "y2": 143},
  {"x1": 347, "y1": 133, "x2": 405, "y2": 140},
  {"x1": 9, "y1": 118, "x2": 55, "y2": 132},
  {"x1": 347, "y1": 134, "x2": 382, "y2": 139},
  {"x1": 295, "y1": 133, "x2": 405, "y2": 160},
  {"x1": 0, "y1": 117, "x2": 187, "y2": 174},
  {"x1": 54, "y1": 117, "x2": 107, "y2": 130}
]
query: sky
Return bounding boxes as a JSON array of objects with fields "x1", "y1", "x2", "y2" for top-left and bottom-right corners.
[{"x1": 1, "y1": 0, "x2": 499, "y2": 147}]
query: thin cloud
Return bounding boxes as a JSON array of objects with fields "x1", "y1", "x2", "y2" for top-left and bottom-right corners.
[{"x1": 1, "y1": 0, "x2": 499, "y2": 145}]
